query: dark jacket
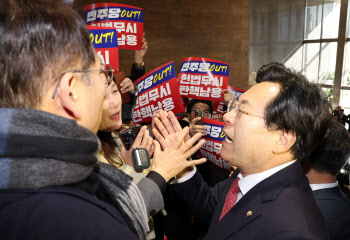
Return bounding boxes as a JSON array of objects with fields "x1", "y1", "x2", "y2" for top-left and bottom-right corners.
[
  {"x1": 122, "y1": 64, "x2": 145, "y2": 122},
  {"x1": 172, "y1": 162, "x2": 328, "y2": 240},
  {"x1": 314, "y1": 186, "x2": 350, "y2": 240},
  {"x1": 0, "y1": 186, "x2": 138, "y2": 240}
]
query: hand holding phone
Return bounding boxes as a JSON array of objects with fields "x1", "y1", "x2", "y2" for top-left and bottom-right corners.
[
  {"x1": 119, "y1": 124, "x2": 142, "y2": 151},
  {"x1": 194, "y1": 109, "x2": 203, "y2": 125}
]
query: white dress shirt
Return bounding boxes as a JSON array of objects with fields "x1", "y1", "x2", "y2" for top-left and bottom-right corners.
[{"x1": 175, "y1": 160, "x2": 297, "y2": 205}]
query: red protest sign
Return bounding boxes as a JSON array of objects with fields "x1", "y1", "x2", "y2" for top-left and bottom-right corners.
[
  {"x1": 198, "y1": 118, "x2": 232, "y2": 172},
  {"x1": 84, "y1": 3, "x2": 143, "y2": 50},
  {"x1": 178, "y1": 57, "x2": 229, "y2": 102},
  {"x1": 87, "y1": 26, "x2": 119, "y2": 73},
  {"x1": 214, "y1": 86, "x2": 245, "y2": 113},
  {"x1": 132, "y1": 62, "x2": 184, "y2": 124}
]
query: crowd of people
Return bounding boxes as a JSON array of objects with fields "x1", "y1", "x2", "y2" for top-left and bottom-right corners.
[{"x1": 1, "y1": 1, "x2": 350, "y2": 240}]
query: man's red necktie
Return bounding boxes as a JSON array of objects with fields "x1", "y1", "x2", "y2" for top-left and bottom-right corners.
[{"x1": 219, "y1": 178, "x2": 240, "y2": 221}]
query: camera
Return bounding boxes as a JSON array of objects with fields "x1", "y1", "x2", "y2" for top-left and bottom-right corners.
[
  {"x1": 194, "y1": 109, "x2": 203, "y2": 125},
  {"x1": 119, "y1": 124, "x2": 141, "y2": 151}
]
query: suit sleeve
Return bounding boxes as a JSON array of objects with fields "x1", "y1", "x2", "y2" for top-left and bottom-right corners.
[
  {"x1": 171, "y1": 171, "x2": 229, "y2": 224},
  {"x1": 130, "y1": 64, "x2": 145, "y2": 82}
]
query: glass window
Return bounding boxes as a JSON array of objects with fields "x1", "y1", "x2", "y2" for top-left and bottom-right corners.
[
  {"x1": 340, "y1": 90, "x2": 350, "y2": 115},
  {"x1": 322, "y1": 0, "x2": 341, "y2": 39},
  {"x1": 319, "y1": 42, "x2": 337, "y2": 84},
  {"x1": 342, "y1": 42, "x2": 350, "y2": 87},
  {"x1": 303, "y1": 43, "x2": 320, "y2": 82},
  {"x1": 305, "y1": 0, "x2": 323, "y2": 40},
  {"x1": 322, "y1": 87, "x2": 333, "y2": 104},
  {"x1": 285, "y1": 44, "x2": 304, "y2": 72},
  {"x1": 347, "y1": 0, "x2": 350, "y2": 38}
]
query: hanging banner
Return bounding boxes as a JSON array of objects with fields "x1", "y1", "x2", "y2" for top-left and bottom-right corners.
[
  {"x1": 132, "y1": 62, "x2": 185, "y2": 124},
  {"x1": 214, "y1": 86, "x2": 245, "y2": 113},
  {"x1": 88, "y1": 26, "x2": 119, "y2": 73},
  {"x1": 84, "y1": 3, "x2": 143, "y2": 50},
  {"x1": 178, "y1": 57, "x2": 229, "y2": 102},
  {"x1": 198, "y1": 118, "x2": 231, "y2": 171}
]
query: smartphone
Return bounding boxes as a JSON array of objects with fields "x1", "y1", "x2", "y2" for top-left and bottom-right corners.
[
  {"x1": 119, "y1": 124, "x2": 142, "y2": 151},
  {"x1": 194, "y1": 109, "x2": 203, "y2": 125},
  {"x1": 131, "y1": 148, "x2": 151, "y2": 171}
]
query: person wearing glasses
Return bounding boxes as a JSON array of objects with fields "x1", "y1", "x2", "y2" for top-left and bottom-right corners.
[
  {"x1": 0, "y1": 1, "x2": 206, "y2": 239},
  {"x1": 152, "y1": 63, "x2": 331, "y2": 239}
]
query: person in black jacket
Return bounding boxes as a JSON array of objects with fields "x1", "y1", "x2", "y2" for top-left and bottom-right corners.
[
  {"x1": 152, "y1": 63, "x2": 331, "y2": 239},
  {"x1": 304, "y1": 119, "x2": 350, "y2": 240},
  {"x1": 0, "y1": 1, "x2": 206, "y2": 239},
  {"x1": 121, "y1": 33, "x2": 148, "y2": 124}
]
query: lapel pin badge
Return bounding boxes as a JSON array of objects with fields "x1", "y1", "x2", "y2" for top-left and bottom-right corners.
[{"x1": 246, "y1": 210, "x2": 253, "y2": 218}]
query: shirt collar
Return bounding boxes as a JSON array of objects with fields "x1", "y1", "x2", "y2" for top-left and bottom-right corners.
[
  {"x1": 237, "y1": 160, "x2": 296, "y2": 196},
  {"x1": 309, "y1": 182, "x2": 338, "y2": 191}
]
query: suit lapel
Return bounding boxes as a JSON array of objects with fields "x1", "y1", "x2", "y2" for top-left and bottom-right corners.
[
  {"x1": 205, "y1": 190, "x2": 262, "y2": 240},
  {"x1": 204, "y1": 162, "x2": 304, "y2": 240}
]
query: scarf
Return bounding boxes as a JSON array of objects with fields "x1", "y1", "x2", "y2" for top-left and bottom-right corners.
[{"x1": 0, "y1": 108, "x2": 149, "y2": 239}]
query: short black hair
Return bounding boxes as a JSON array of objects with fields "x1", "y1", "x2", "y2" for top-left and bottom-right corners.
[
  {"x1": 256, "y1": 62, "x2": 292, "y2": 84},
  {"x1": 257, "y1": 62, "x2": 333, "y2": 160},
  {"x1": 186, "y1": 99, "x2": 214, "y2": 114},
  {"x1": 309, "y1": 120, "x2": 350, "y2": 175},
  {"x1": 0, "y1": 0, "x2": 95, "y2": 108}
]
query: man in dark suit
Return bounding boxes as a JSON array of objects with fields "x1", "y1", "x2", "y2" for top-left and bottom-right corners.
[
  {"x1": 304, "y1": 119, "x2": 350, "y2": 240},
  {"x1": 153, "y1": 63, "x2": 332, "y2": 239}
]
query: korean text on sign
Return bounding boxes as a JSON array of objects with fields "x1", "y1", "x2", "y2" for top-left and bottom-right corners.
[
  {"x1": 178, "y1": 57, "x2": 229, "y2": 102},
  {"x1": 132, "y1": 62, "x2": 184, "y2": 124},
  {"x1": 198, "y1": 118, "x2": 232, "y2": 171},
  {"x1": 88, "y1": 26, "x2": 119, "y2": 73},
  {"x1": 84, "y1": 3, "x2": 143, "y2": 50}
]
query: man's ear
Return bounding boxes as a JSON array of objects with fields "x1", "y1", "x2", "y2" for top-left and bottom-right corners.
[
  {"x1": 273, "y1": 130, "x2": 296, "y2": 154},
  {"x1": 57, "y1": 73, "x2": 81, "y2": 120}
]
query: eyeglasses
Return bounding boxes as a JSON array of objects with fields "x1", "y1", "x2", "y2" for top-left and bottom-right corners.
[
  {"x1": 228, "y1": 100, "x2": 265, "y2": 120},
  {"x1": 51, "y1": 63, "x2": 114, "y2": 99}
]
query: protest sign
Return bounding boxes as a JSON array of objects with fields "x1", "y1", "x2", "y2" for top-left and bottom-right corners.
[
  {"x1": 88, "y1": 26, "x2": 119, "y2": 73},
  {"x1": 84, "y1": 3, "x2": 143, "y2": 50},
  {"x1": 132, "y1": 62, "x2": 184, "y2": 124},
  {"x1": 214, "y1": 86, "x2": 245, "y2": 113},
  {"x1": 198, "y1": 118, "x2": 231, "y2": 171},
  {"x1": 178, "y1": 57, "x2": 229, "y2": 102}
]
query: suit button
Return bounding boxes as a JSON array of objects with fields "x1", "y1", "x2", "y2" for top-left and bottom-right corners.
[{"x1": 150, "y1": 209, "x2": 156, "y2": 216}]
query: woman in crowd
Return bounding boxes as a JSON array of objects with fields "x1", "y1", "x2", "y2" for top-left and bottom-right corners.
[{"x1": 97, "y1": 73, "x2": 154, "y2": 181}]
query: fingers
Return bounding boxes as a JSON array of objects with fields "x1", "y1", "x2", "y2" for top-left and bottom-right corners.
[
  {"x1": 190, "y1": 117, "x2": 202, "y2": 126},
  {"x1": 185, "y1": 158, "x2": 207, "y2": 168},
  {"x1": 151, "y1": 110, "x2": 161, "y2": 129},
  {"x1": 181, "y1": 133, "x2": 205, "y2": 155},
  {"x1": 120, "y1": 78, "x2": 133, "y2": 93},
  {"x1": 139, "y1": 128, "x2": 150, "y2": 148},
  {"x1": 132, "y1": 126, "x2": 147, "y2": 148},
  {"x1": 153, "y1": 117, "x2": 169, "y2": 140},
  {"x1": 148, "y1": 141, "x2": 155, "y2": 157},
  {"x1": 168, "y1": 111, "x2": 182, "y2": 133},
  {"x1": 153, "y1": 139, "x2": 161, "y2": 158},
  {"x1": 222, "y1": 89, "x2": 228, "y2": 93},
  {"x1": 159, "y1": 111, "x2": 175, "y2": 135},
  {"x1": 190, "y1": 125, "x2": 206, "y2": 136}
]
